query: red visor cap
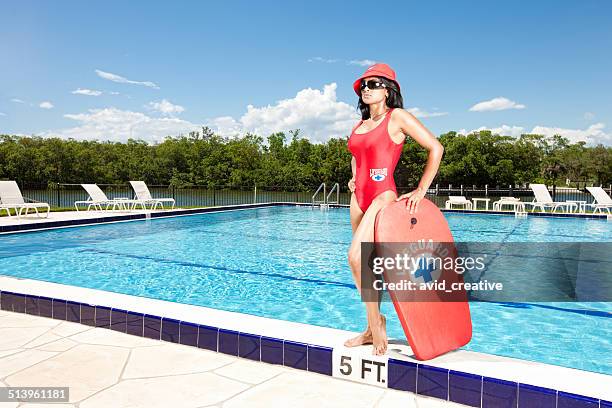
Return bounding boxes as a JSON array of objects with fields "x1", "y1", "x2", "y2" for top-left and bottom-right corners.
[{"x1": 353, "y1": 63, "x2": 401, "y2": 96}]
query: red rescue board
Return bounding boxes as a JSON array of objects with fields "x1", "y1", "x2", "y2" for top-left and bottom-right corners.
[{"x1": 374, "y1": 197, "x2": 472, "y2": 360}]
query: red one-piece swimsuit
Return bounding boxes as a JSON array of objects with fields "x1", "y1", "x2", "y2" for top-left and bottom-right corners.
[{"x1": 347, "y1": 108, "x2": 404, "y2": 213}]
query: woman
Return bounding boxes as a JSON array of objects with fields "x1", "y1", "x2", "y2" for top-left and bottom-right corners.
[{"x1": 345, "y1": 63, "x2": 445, "y2": 356}]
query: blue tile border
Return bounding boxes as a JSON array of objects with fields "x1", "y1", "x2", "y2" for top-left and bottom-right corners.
[
  {"x1": 238, "y1": 333, "x2": 260, "y2": 361},
  {"x1": 110, "y1": 308, "x2": 128, "y2": 333},
  {"x1": 143, "y1": 314, "x2": 161, "y2": 340},
  {"x1": 449, "y1": 370, "x2": 482, "y2": 407},
  {"x1": 388, "y1": 358, "x2": 417, "y2": 392},
  {"x1": 126, "y1": 311, "x2": 144, "y2": 337},
  {"x1": 52, "y1": 298, "x2": 66, "y2": 320},
  {"x1": 179, "y1": 321, "x2": 198, "y2": 347},
  {"x1": 218, "y1": 329, "x2": 239, "y2": 356},
  {"x1": 25, "y1": 295, "x2": 39, "y2": 316},
  {"x1": 417, "y1": 364, "x2": 449, "y2": 400},
  {"x1": 161, "y1": 317, "x2": 180, "y2": 343},
  {"x1": 557, "y1": 391, "x2": 599, "y2": 408},
  {"x1": 66, "y1": 300, "x2": 80, "y2": 323},
  {"x1": 518, "y1": 383, "x2": 557, "y2": 408},
  {"x1": 94, "y1": 306, "x2": 111, "y2": 328},
  {"x1": 80, "y1": 303, "x2": 96, "y2": 326},
  {"x1": 307, "y1": 345, "x2": 332, "y2": 376},
  {"x1": 260, "y1": 336, "x2": 283, "y2": 365},
  {"x1": 0, "y1": 288, "x2": 608, "y2": 407},
  {"x1": 13, "y1": 292, "x2": 26, "y2": 313},
  {"x1": 197, "y1": 325, "x2": 218, "y2": 352},
  {"x1": 38, "y1": 296, "x2": 53, "y2": 318},
  {"x1": 283, "y1": 340, "x2": 307, "y2": 370},
  {"x1": 483, "y1": 377, "x2": 517, "y2": 408}
]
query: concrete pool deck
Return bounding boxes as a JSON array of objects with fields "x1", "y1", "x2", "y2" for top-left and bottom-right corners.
[{"x1": 0, "y1": 310, "x2": 462, "y2": 407}]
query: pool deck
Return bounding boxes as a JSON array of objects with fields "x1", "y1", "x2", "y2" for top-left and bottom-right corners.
[{"x1": 0, "y1": 309, "x2": 461, "y2": 407}]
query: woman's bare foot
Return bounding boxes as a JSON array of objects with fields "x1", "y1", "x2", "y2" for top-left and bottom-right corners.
[
  {"x1": 344, "y1": 326, "x2": 373, "y2": 347},
  {"x1": 370, "y1": 314, "x2": 387, "y2": 356}
]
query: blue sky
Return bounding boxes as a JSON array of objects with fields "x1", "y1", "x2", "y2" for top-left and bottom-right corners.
[{"x1": 1, "y1": 0, "x2": 611, "y2": 145}]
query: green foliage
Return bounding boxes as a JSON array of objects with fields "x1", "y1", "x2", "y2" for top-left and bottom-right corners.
[{"x1": 0, "y1": 128, "x2": 609, "y2": 190}]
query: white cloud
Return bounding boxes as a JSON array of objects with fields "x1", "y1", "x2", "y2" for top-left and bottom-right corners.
[
  {"x1": 206, "y1": 83, "x2": 359, "y2": 143},
  {"x1": 40, "y1": 107, "x2": 198, "y2": 143},
  {"x1": 109, "y1": 91, "x2": 121, "y2": 95},
  {"x1": 206, "y1": 116, "x2": 245, "y2": 137},
  {"x1": 458, "y1": 125, "x2": 526, "y2": 138},
  {"x1": 307, "y1": 56, "x2": 339, "y2": 63},
  {"x1": 39, "y1": 83, "x2": 478, "y2": 145},
  {"x1": 206, "y1": 84, "x2": 448, "y2": 142},
  {"x1": 469, "y1": 97, "x2": 526, "y2": 112},
  {"x1": 531, "y1": 122, "x2": 611, "y2": 146},
  {"x1": 307, "y1": 58, "x2": 377, "y2": 67},
  {"x1": 11, "y1": 98, "x2": 25, "y2": 103},
  {"x1": 0, "y1": 112, "x2": 6, "y2": 116},
  {"x1": 348, "y1": 59, "x2": 377, "y2": 67},
  {"x1": 583, "y1": 112, "x2": 595, "y2": 120},
  {"x1": 95, "y1": 69, "x2": 159, "y2": 89},
  {"x1": 407, "y1": 107, "x2": 448, "y2": 118},
  {"x1": 146, "y1": 99, "x2": 185, "y2": 115},
  {"x1": 457, "y1": 123, "x2": 611, "y2": 145},
  {"x1": 39, "y1": 101, "x2": 54, "y2": 109},
  {"x1": 72, "y1": 88, "x2": 102, "y2": 96}
]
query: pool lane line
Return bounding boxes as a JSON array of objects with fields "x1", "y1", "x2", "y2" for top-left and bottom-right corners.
[{"x1": 78, "y1": 248, "x2": 356, "y2": 289}]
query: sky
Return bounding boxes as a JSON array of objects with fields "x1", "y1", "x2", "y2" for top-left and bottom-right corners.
[{"x1": 1, "y1": 0, "x2": 611, "y2": 145}]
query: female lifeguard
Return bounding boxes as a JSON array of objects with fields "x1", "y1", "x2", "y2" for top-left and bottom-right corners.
[{"x1": 345, "y1": 63, "x2": 445, "y2": 355}]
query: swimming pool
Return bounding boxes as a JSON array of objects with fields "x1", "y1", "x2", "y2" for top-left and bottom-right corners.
[{"x1": 0, "y1": 206, "x2": 610, "y2": 375}]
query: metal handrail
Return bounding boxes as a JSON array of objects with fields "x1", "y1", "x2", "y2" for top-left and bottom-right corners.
[
  {"x1": 326, "y1": 183, "x2": 339, "y2": 205},
  {"x1": 312, "y1": 183, "x2": 326, "y2": 206}
]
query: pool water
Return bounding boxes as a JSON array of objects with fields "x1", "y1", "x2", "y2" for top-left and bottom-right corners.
[{"x1": 0, "y1": 206, "x2": 610, "y2": 374}]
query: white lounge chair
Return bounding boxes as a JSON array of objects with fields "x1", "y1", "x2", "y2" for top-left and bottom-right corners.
[
  {"x1": 585, "y1": 187, "x2": 612, "y2": 214},
  {"x1": 129, "y1": 181, "x2": 175, "y2": 210},
  {"x1": 0, "y1": 180, "x2": 50, "y2": 218},
  {"x1": 525, "y1": 184, "x2": 577, "y2": 213},
  {"x1": 445, "y1": 196, "x2": 472, "y2": 210},
  {"x1": 493, "y1": 197, "x2": 525, "y2": 212},
  {"x1": 75, "y1": 184, "x2": 137, "y2": 211}
]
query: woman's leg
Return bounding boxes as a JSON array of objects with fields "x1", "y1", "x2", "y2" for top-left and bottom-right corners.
[
  {"x1": 346, "y1": 190, "x2": 397, "y2": 355},
  {"x1": 344, "y1": 193, "x2": 372, "y2": 347}
]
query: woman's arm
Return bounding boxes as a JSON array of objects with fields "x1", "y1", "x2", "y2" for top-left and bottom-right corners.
[{"x1": 393, "y1": 109, "x2": 445, "y2": 212}]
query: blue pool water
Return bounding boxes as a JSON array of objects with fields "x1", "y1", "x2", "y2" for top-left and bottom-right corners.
[{"x1": 0, "y1": 206, "x2": 610, "y2": 374}]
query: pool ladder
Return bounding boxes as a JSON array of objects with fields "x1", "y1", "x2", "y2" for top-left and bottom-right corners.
[
  {"x1": 511, "y1": 200, "x2": 528, "y2": 218},
  {"x1": 514, "y1": 207, "x2": 528, "y2": 218},
  {"x1": 312, "y1": 182, "x2": 339, "y2": 208}
]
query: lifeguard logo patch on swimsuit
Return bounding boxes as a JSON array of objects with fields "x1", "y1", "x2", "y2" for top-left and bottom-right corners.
[{"x1": 369, "y1": 168, "x2": 387, "y2": 182}]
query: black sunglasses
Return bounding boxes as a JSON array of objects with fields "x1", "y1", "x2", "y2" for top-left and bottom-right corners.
[{"x1": 360, "y1": 79, "x2": 386, "y2": 91}]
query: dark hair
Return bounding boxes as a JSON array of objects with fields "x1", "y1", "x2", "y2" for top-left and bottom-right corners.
[{"x1": 357, "y1": 76, "x2": 404, "y2": 120}]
